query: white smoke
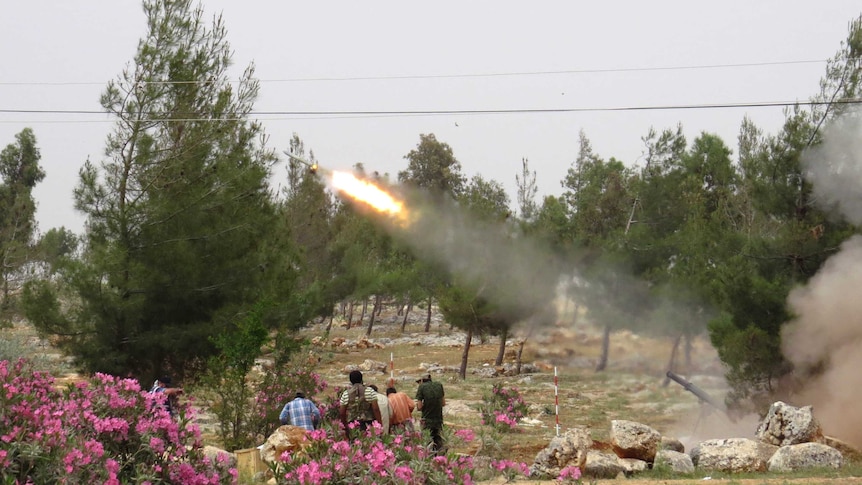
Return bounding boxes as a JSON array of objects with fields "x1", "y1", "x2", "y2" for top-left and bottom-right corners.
[{"x1": 782, "y1": 110, "x2": 862, "y2": 446}]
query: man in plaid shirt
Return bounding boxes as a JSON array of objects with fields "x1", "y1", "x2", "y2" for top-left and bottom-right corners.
[{"x1": 279, "y1": 391, "x2": 321, "y2": 431}]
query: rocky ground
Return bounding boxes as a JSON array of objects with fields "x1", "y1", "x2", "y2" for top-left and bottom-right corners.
[{"x1": 5, "y1": 305, "x2": 862, "y2": 483}]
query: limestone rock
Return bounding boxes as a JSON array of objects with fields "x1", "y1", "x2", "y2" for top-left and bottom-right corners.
[
  {"x1": 618, "y1": 457, "x2": 649, "y2": 476},
  {"x1": 755, "y1": 401, "x2": 823, "y2": 446},
  {"x1": 660, "y1": 436, "x2": 685, "y2": 453},
  {"x1": 260, "y1": 425, "x2": 308, "y2": 464},
  {"x1": 655, "y1": 449, "x2": 695, "y2": 473},
  {"x1": 824, "y1": 435, "x2": 862, "y2": 462},
  {"x1": 530, "y1": 426, "x2": 592, "y2": 478},
  {"x1": 203, "y1": 445, "x2": 236, "y2": 467},
  {"x1": 584, "y1": 450, "x2": 625, "y2": 479},
  {"x1": 691, "y1": 438, "x2": 778, "y2": 472},
  {"x1": 767, "y1": 442, "x2": 843, "y2": 472},
  {"x1": 610, "y1": 419, "x2": 661, "y2": 461}
]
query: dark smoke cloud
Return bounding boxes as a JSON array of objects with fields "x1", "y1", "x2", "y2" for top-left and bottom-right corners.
[{"x1": 783, "y1": 111, "x2": 862, "y2": 446}]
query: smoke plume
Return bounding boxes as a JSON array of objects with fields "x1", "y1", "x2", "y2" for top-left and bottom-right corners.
[{"x1": 782, "y1": 111, "x2": 862, "y2": 446}]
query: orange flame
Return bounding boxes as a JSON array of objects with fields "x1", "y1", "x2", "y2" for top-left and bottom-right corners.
[{"x1": 330, "y1": 171, "x2": 409, "y2": 225}]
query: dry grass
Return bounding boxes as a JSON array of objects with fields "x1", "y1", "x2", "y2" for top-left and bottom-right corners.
[{"x1": 298, "y1": 310, "x2": 728, "y2": 463}]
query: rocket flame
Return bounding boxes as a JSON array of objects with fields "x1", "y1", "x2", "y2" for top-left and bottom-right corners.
[{"x1": 330, "y1": 171, "x2": 409, "y2": 225}]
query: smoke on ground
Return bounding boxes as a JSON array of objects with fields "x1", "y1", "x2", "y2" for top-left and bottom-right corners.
[{"x1": 782, "y1": 111, "x2": 862, "y2": 447}]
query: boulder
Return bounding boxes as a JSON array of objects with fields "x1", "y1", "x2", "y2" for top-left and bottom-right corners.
[
  {"x1": 203, "y1": 445, "x2": 236, "y2": 467},
  {"x1": 530, "y1": 426, "x2": 592, "y2": 478},
  {"x1": 609, "y1": 420, "x2": 661, "y2": 461},
  {"x1": 260, "y1": 425, "x2": 309, "y2": 464},
  {"x1": 655, "y1": 449, "x2": 694, "y2": 473},
  {"x1": 691, "y1": 438, "x2": 778, "y2": 472},
  {"x1": 767, "y1": 442, "x2": 843, "y2": 472},
  {"x1": 755, "y1": 401, "x2": 823, "y2": 446},
  {"x1": 660, "y1": 436, "x2": 685, "y2": 453},
  {"x1": 824, "y1": 435, "x2": 862, "y2": 462},
  {"x1": 584, "y1": 450, "x2": 625, "y2": 479},
  {"x1": 618, "y1": 457, "x2": 649, "y2": 476}
]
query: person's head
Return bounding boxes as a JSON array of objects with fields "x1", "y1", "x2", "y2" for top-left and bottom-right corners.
[
  {"x1": 386, "y1": 387, "x2": 397, "y2": 395},
  {"x1": 368, "y1": 384, "x2": 378, "y2": 392},
  {"x1": 349, "y1": 370, "x2": 363, "y2": 385},
  {"x1": 415, "y1": 373, "x2": 431, "y2": 384},
  {"x1": 295, "y1": 391, "x2": 305, "y2": 399},
  {"x1": 159, "y1": 376, "x2": 172, "y2": 387}
]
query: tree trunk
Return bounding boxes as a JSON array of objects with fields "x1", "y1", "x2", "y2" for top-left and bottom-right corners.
[
  {"x1": 376, "y1": 297, "x2": 383, "y2": 316},
  {"x1": 346, "y1": 301, "x2": 354, "y2": 330},
  {"x1": 495, "y1": 327, "x2": 509, "y2": 366},
  {"x1": 401, "y1": 300, "x2": 411, "y2": 332},
  {"x1": 359, "y1": 298, "x2": 368, "y2": 325},
  {"x1": 325, "y1": 314, "x2": 334, "y2": 334},
  {"x1": 366, "y1": 295, "x2": 380, "y2": 337},
  {"x1": 459, "y1": 328, "x2": 473, "y2": 380},
  {"x1": 662, "y1": 334, "x2": 683, "y2": 387},
  {"x1": 684, "y1": 332, "x2": 693, "y2": 371},
  {"x1": 424, "y1": 297, "x2": 433, "y2": 332},
  {"x1": 515, "y1": 339, "x2": 527, "y2": 375},
  {"x1": 595, "y1": 324, "x2": 611, "y2": 372}
]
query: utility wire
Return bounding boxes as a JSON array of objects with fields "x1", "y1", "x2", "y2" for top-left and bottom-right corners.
[
  {"x1": 1, "y1": 98, "x2": 861, "y2": 123},
  {"x1": 0, "y1": 59, "x2": 834, "y2": 86}
]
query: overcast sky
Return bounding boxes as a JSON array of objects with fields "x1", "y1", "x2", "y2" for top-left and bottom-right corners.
[{"x1": 2, "y1": 1, "x2": 860, "y2": 235}]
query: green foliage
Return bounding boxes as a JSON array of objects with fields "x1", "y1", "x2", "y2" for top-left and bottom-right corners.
[
  {"x1": 0, "y1": 128, "x2": 45, "y2": 311},
  {"x1": 478, "y1": 383, "x2": 529, "y2": 433},
  {"x1": 21, "y1": 0, "x2": 295, "y2": 383},
  {"x1": 398, "y1": 133, "x2": 466, "y2": 199},
  {"x1": 199, "y1": 302, "x2": 270, "y2": 451}
]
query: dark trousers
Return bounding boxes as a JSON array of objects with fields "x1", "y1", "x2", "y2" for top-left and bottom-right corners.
[{"x1": 422, "y1": 420, "x2": 444, "y2": 455}]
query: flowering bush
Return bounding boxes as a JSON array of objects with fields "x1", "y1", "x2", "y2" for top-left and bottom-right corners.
[
  {"x1": 273, "y1": 416, "x2": 492, "y2": 484},
  {"x1": 252, "y1": 362, "x2": 327, "y2": 438},
  {"x1": 557, "y1": 465, "x2": 583, "y2": 484},
  {"x1": 0, "y1": 358, "x2": 236, "y2": 484},
  {"x1": 478, "y1": 383, "x2": 529, "y2": 432},
  {"x1": 491, "y1": 459, "x2": 531, "y2": 483}
]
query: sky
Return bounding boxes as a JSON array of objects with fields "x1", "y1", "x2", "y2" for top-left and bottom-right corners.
[{"x1": 1, "y1": 1, "x2": 861, "y2": 235}]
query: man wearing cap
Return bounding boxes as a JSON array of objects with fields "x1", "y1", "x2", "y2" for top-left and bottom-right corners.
[
  {"x1": 415, "y1": 373, "x2": 446, "y2": 454},
  {"x1": 279, "y1": 391, "x2": 321, "y2": 431}
]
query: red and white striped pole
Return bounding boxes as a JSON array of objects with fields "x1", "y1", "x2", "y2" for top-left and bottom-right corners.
[
  {"x1": 554, "y1": 366, "x2": 560, "y2": 436},
  {"x1": 389, "y1": 352, "x2": 394, "y2": 388}
]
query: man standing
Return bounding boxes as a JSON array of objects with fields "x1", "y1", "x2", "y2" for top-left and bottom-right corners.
[
  {"x1": 339, "y1": 370, "x2": 381, "y2": 439},
  {"x1": 150, "y1": 375, "x2": 183, "y2": 417},
  {"x1": 279, "y1": 391, "x2": 321, "y2": 431},
  {"x1": 415, "y1": 373, "x2": 445, "y2": 454},
  {"x1": 386, "y1": 386, "x2": 415, "y2": 433}
]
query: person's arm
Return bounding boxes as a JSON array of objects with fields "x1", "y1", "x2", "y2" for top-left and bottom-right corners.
[
  {"x1": 339, "y1": 403, "x2": 349, "y2": 439},
  {"x1": 371, "y1": 399, "x2": 382, "y2": 425},
  {"x1": 338, "y1": 392, "x2": 349, "y2": 439},
  {"x1": 279, "y1": 403, "x2": 290, "y2": 425}
]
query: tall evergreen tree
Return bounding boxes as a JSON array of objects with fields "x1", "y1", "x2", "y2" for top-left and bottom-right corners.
[
  {"x1": 0, "y1": 128, "x2": 45, "y2": 312},
  {"x1": 22, "y1": 0, "x2": 282, "y2": 381}
]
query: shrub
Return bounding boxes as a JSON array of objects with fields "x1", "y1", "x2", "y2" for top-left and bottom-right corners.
[
  {"x1": 0, "y1": 358, "x2": 236, "y2": 484},
  {"x1": 478, "y1": 383, "x2": 529, "y2": 432},
  {"x1": 272, "y1": 421, "x2": 481, "y2": 485}
]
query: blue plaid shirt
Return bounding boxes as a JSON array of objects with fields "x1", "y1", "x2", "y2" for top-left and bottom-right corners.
[{"x1": 279, "y1": 397, "x2": 321, "y2": 431}]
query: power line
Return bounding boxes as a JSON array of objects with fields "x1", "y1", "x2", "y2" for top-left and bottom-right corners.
[
  {"x1": 0, "y1": 59, "x2": 832, "y2": 86},
  {"x1": 1, "y1": 98, "x2": 861, "y2": 124}
]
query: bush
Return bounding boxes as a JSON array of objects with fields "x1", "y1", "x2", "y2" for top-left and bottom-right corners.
[
  {"x1": 0, "y1": 358, "x2": 236, "y2": 484},
  {"x1": 273, "y1": 421, "x2": 490, "y2": 485},
  {"x1": 478, "y1": 383, "x2": 529, "y2": 432}
]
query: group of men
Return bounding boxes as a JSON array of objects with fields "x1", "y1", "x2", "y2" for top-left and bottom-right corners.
[{"x1": 279, "y1": 369, "x2": 446, "y2": 454}]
